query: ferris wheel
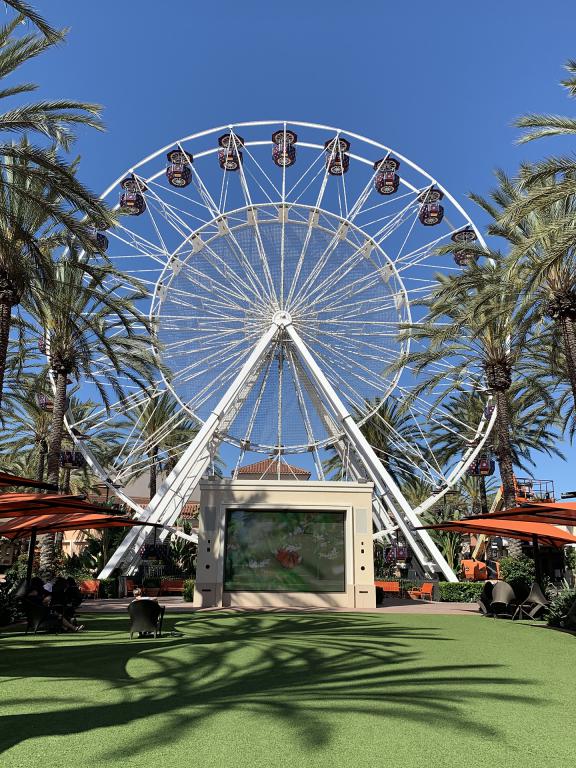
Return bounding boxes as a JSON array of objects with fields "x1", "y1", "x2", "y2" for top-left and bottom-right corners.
[{"x1": 63, "y1": 121, "x2": 495, "y2": 581}]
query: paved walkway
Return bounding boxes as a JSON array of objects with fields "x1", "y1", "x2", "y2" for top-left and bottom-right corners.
[{"x1": 79, "y1": 596, "x2": 479, "y2": 616}]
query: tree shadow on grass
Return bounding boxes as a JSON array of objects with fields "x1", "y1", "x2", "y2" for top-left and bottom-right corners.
[{"x1": 0, "y1": 612, "x2": 537, "y2": 759}]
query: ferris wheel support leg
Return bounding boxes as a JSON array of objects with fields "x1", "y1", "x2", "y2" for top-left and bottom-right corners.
[
  {"x1": 99, "y1": 323, "x2": 279, "y2": 579},
  {"x1": 285, "y1": 322, "x2": 458, "y2": 582}
]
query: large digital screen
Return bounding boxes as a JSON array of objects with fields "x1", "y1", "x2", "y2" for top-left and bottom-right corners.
[{"x1": 224, "y1": 509, "x2": 345, "y2": 592}]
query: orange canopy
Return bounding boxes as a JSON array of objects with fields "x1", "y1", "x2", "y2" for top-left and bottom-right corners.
[
  {"x1": 0, "y1": 493, "x2": 121, "y2": 518},
  {"x1": 0, "y1": 471, "x2": 58, "y2": 491},
  {"x1": 469, "y1": 501, "x2": 576, "y2": 527},
  {"x1": 416, "y1": 517, "x2": 576, "y2": 548},
  {"x1": 0, "y1": 511, "x2": 157, "y2": 539}
]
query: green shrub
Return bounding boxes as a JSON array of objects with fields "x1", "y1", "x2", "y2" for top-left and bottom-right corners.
[
  {"x1": 565, "y1": 547, "x2": 576, "y2": 576},
  {"x1": 547, "y1": 589, "x2": 576, "y2": 628},
  {"x1": 438, "y1": 582, "x2": 485, "y2": 602},
  {"x1": 183, "y1": 579, "x2": 195, "y2": 602},
  {"x1": 499, "y1": 556, "x2": 535, "y2": 598},
  {"x1": 98, "y1": 578, "x2": 118, "y2": 599},
  {"x1": 0, "y1": 581, "x2": 21, "y2": 626},
  {"x1": 142, "y1": 577, "x2": 161, "y2": 589}
]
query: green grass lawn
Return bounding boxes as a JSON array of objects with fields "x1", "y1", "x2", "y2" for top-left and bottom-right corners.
[{"x1": 0, "y1": 611, "x2": 574, "y2": 767}]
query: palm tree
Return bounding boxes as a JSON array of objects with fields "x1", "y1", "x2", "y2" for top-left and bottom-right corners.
[
  {"x1": 0, "y1": 376, "x2": 52, "y2": 481},
  {"x1": 429, "y1": 388, "x2": 563, "y2": 492},
  {"x1": 126, "y1": 390, "x2": 198, "y2": 501},
  {"x1": 394, "y1": 258, "x2": 536, "y2": 511},
  {"x1": 471, "y1": 171, "x2": 576, "y2": 413},
  {"x1": 28, "y1": 257, "x2": 157, "y2": 577},
  {"x1": 0, "y1": 140, "x2": 114, "y2": 410},
  {"x1": 3, "y1": 1, "x2": 61, "y2": 40},
  {"x1": 0, "y1": 11, "x2": 115, "y2": 407}
]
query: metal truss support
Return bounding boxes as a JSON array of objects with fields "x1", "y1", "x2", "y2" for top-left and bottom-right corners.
[
  {"x1": 288, "y1": 353, "x2": 396, "y2": 539},
  {"x1": 284, "y1": 319, "x2": 457, "y2": 582},
  {"x1": 99, "y1": 323, "x2": 278, "y2": 578}
]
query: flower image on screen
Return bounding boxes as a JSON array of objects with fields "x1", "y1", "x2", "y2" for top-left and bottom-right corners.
[{"x1": 224, "y1": 509, "x2": 345, "y2": 592}]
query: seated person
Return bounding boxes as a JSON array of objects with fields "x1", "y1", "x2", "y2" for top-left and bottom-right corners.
[
  {"x1": 131, "y1": 587, "x2": 160, "y2": 637},
  {"x1": 132, "y1": 587, "x2": 156, "y2": 602},
  {"x1": 25, "y1": 576, "x2": 48, "y2": 605},
  {"x1": 44, "y1": 582, "x2": 84, "y2": 632}
]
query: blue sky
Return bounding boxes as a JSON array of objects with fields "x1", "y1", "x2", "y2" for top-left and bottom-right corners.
[{"x1": 17, "y1": 1, "x2": 576, "y2": 493}]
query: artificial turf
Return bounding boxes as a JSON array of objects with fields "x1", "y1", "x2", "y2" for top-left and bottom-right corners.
[{"x1": 0, "y1": 611, "x2": 574, "y2": 767}]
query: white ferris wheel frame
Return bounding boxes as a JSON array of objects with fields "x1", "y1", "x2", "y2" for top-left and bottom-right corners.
[{"x1": 59, "y1": 120, "x2": 497, "y2": 582}]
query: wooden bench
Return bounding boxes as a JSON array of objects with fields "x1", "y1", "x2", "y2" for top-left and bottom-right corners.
[
  {"x1": 79, "y1": 579, "x2": 100, "y2": 599},
  {"x1": 160, "y1": 578, "x2": 185, "y2": 595},
  {"x1": 374, "y1": 580, "x2": 402, "y2": 598}
]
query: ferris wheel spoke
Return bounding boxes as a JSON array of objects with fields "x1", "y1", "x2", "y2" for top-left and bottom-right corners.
[
  {"x1": 177, "y1": 241, "x2": 265, "y2": 306},
  {"x1": 370, "y1": 408, "x2": 441, "y2": 478},
  {"x1": 370, "y1": 195, "x2": 421, "y2": 246},
  {"x1": 167, "y1": 273, "x2": 251, "y2": 311},
  {"x1": 221, "y1": 226, "x2": 277, "y2": 304},
  {"x1": 299, "y1": 331, "x2": 391, "y2": 405},
  {"x1": 395, "y1": 228, "x2": 455, "y2": 268},
  {"x1": 403, "y1": 407, "x2": 446, "y2": 477},
  {"x1": 286, "y1": 144, "x2": 327, "y2": 201},
  {"x1": 285, "y1": 347, "x2": 326, "y2": 477},
  {"x1": 170, "y1": 336, "x2": 253, "y2": 382},
  {"x1": 231, "y1": 134, "x2": 279, "y2": 305},
  {"x1": 147, "y1": 181, "x2": 215, "y2": 226},
  {"x1": 354, "y1": 188, "x2": 415, "y2": 220},
  {"x1": 303, "y1": 267, "x2": 399, "y2": 316},
  {"x1": 240, "y1": 142, "x2": 282, "y2": 202},
  {"x1": 370, "y1": 444, "x2": 435, "y2": 483},
  {"x1": 285, "y1": 145, "x2": 340, "y2": 306},
  {"x1": 294, "y1": 241, "x2": 373, "y2": 312},
  {"x1": 109, "y1": 224, "x2": 168, "y2": 264}
]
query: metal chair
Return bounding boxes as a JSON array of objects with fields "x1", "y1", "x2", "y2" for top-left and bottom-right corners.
[
  {"x1": 512, "y1": 582, "x2": 549, "y2": 621},
  {"x1": 477, "y1": 580, "x2": 494, "y2": 616},
  {"x1": 489, "y1": 581, "x2": 517, "y2": 619},
  {"x1": 128, "y1": 600, "x2": 165, "y2": 639}
]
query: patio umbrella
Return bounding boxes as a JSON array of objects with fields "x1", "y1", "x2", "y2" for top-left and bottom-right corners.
[
  {"x1": 416, "y1": 518, "x2": 576, "y2": 584},
  {"x1": 0, "y1": 471, "x2": 58, "y2": 491},
  {"x1": 467, "y1": 501, "x2": 576, "y2": 527},
  {"x1": 0, "y1": 511, "x2": 162, "y2": 586},
  {"x1": 0, "y1": 493, "x2": 123, "y2": 518}
]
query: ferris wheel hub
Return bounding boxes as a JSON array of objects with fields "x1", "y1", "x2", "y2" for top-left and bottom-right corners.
[{"x1": 272, "y1": 310, "x2": 293, "y2": 327}]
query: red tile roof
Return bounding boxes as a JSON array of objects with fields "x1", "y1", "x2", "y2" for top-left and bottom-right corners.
[{"x1": 236, "y1": 458, "x2": 311, "y2": 480}]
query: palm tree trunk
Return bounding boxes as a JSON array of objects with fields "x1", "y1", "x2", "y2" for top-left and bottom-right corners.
[
  {"x1": 40, "y1": 372, "x2": 68, "y2": 579},
  {"x1": 479, "y1": 476, "x2": 489, "y2": 515},
  {"x1": 493, "y1": 390, "x2": 522, "y2": 557},
  {"x1": 494, "y1": 390, "x2": 516, "y2": 509},
  {"x1": 559, "y1": 315, "x2": 576, "y2": 408},
  {"x1": 55, "y1": 466, "x2": 70, "y2": 550},
  {"x1": 46, "y1": 372, "x2": 67, "y2": 487},
  {"x1": 36, "y1": 440, "x2": 47, "y2": 483},
  {"x1": 0, "y1": 298, "x2": 12, "y2": 411},
  {"x1": 149, "y1": 446, "x2": 159, "y2": 501}
]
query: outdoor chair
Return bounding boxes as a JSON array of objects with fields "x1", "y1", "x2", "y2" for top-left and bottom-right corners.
[
  {"x1": 128, "y1": 600, "x2": 165, "y2": 639},
  {"x1": 79, "y1": 579, "x2": 100, "y2": 599},
  {"x1": 513, "y1": 582, "x2": 549, "y2": 621},
  {"x1": 477, "y1": 581, "x2": 494, "y2": 616},
  {"x1": 407, "y1": 582, "x2": 434, "y2": 601},
  {"x1": 489, "y1": 581, "x2": 517, "y2": 619},
  {"x1": 23, "y1": 601, "x2": 60, "y2": 635}
]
